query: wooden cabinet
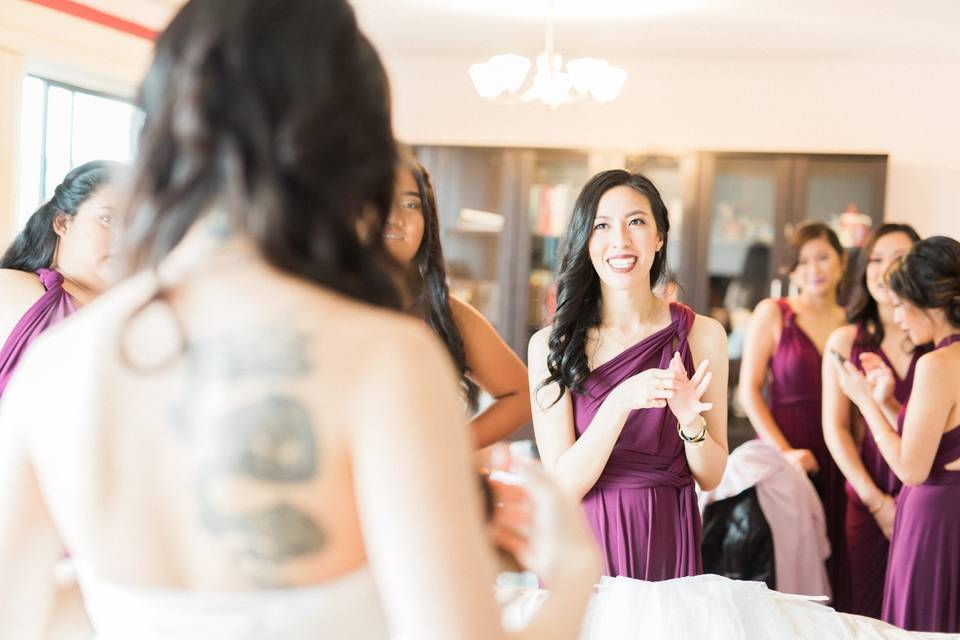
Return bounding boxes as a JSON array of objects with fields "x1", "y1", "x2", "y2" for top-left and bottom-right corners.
[
  {"x1": 415, "y1": 146, "x2": 887, "y2": 355},
  {"x1": 413, "y1": 146, "x2": 514, "y2": 341},
  {"x1": 691, "y1": 153, "x2": 887, "y2": 318}
]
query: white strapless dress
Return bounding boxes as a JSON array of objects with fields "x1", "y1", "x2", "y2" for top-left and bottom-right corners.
[{"x1": 74, "y1": 564, "x2": 389, "y2": 640}]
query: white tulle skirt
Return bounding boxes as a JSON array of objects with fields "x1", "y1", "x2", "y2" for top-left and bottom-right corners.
[{"x1": 497, "y1": 574, "x2": 949, "y2": 640}]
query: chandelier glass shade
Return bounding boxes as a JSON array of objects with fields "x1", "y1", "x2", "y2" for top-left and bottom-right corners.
[{"x1": 469, "y1": 3, "x2": 627, "y2": 108}]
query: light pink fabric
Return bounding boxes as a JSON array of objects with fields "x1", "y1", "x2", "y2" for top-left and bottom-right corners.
[{"x1": 699, "y1": 440, "x2": 832, "y2": 599}]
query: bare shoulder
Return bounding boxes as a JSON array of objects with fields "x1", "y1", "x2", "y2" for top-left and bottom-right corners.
[
  {"x1": 690, "y1": 313, "x2": 726, "y2": 342},
  {"x1": 826, "y1": 324, "x2": 858, "y2": 355},
  {"x1": 751, "y1": 297, "x2": 782, "y2": 324},
  {"x1": 916, "y1": 342, "x2": 960, "y2": 378},
  {"x1": 909, "y1": 346, "x2": 960, "y2": 414},
  {"x1": 448, "y1": 295, "x2": 476, "y2": 322},
  {"x1": 335, "y1": 303, "x2": 463, "y2": 438},
  {"x1": 0, "y1": 268, "x2": 45, "y2": 307},
  {"x1": 0, "y1": 268, "x2": 44, "y2": 290},
  {"x1": 528, "y1": 325, "x2": 552, "y2": 362},
  {"x1": 448, "y1": 295, "x2": 493, "y2": 333},
  {"x1": 689, "y1": 313, "x2": 728, "y2": 366},
  {"x1": 329, "y1": 296, "x2": 456, "y2": 384}
]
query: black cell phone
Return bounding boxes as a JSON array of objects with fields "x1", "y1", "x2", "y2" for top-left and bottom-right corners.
[{"x1": 830, "y1": 349, "x2": 848, "y2": 365}]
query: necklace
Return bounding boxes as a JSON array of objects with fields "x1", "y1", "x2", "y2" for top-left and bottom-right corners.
[
  {"x1": 597, "y1": 325, "x2": 644, "y2": 351},
  {"x1": 590, "y1": 324, "x2": 647, "y2": 368}
]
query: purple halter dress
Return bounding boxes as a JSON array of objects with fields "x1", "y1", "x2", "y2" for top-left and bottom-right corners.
[
  {"x1": 845, "y1": 325, "x2": 924, "y2": 619},
  {"x1": 882, "y1": 333, "x2": 960, "y2": 633},
  {"x1": 574, "y1": 302, "x2": 702, "y2": 580},
  {"x1": 0, "y1": 269, "x2": 78, "y2": 397},
  {"x1": 767, "y1": 298, "x2": 848, "y2": 608}
]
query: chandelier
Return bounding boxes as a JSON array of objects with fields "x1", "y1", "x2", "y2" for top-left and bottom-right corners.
[{"x1": 469, "y1": 1, "x2": 627, "y2": 108}]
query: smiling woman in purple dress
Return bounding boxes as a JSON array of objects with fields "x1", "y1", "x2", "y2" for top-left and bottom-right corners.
[
  {"x1": 529, "y1": 169, "x2": 729, "y2": 580},
  {"x1": 738, "y1": 221, "x2": 850, "y2": 608},
  {"x1": 836, "y1": 236, "x2": 960, "y2": 633},
  {"x1": 381, "y1": 158, "x2": 531, "y2": 449}
]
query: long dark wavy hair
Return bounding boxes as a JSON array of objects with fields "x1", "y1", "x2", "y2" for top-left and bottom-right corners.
[
  {"x1": 846, "y1": 223, "x2": 921, "y2": 349},
  {"x1": 539, "y1": 170, "x2": 671, "y2": 405},
  {"x1": 120, "y1": 0, "x2": 400, "y2": 310},
  {"x1": 887, "y1": 236, "x2": 960, "y2": 331},
  {"x1": 1, "y1": 161, "x2": 120, "y2": 272},
  {"x1": 402, "y1": 160, "x2": 480, "y2": 410}
]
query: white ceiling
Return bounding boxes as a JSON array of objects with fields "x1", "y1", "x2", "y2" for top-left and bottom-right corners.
[
  {"x1": 351, "y1": 0, "x2": 960, "y2": 59},
  {"x1": 77, "y1": 0, "x2": 960, "y2": 59}
]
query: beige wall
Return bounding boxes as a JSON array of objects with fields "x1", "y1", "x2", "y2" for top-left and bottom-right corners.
[
  {"x1": 0, "y1": 1, "x2": 151, "y2": 94},
  {"x1": 0, "y1": 47, "x2": 25, "y2": 243},
  {"x1": 0, "y1": 0, "x2": 152, "y2": 244},
  {"x1": 1, "y1": 3, "x2": 957, "y2": 243},
  {"x1": 386, "y1": 55, "x2": 960, "y2": 240}
]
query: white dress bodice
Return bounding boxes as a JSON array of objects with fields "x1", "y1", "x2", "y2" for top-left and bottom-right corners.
[{"x1": 75, "y1": 563, "x2": 389, "y2": 640}]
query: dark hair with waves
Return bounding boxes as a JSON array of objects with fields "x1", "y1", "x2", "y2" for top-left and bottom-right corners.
[
  {"x1": 539, "y1": 169, "x2": 670, "y2": 404},
  {"x1": 887, "y1": 236, "x2": 960, "y2": 330},
  {"x1": 846, "y1": 223, "x2": 921, "y2": 349},
  {"x1": 120, "y1": 0, "x2": 400, "y2": 309},
  {"x1": 1, "y1": 160, "x2": 120, "y2": 272},
  {"x1": 404, "y1": 159, "x2": 479, "y2": 411},
  {"x1": 784, "y1": 220, "x2": 845, "y2": 274}
]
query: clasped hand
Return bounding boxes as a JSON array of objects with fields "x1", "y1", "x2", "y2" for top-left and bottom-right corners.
[{"x1": 609, "y1": 351, "x2": 713, "y2": 428}]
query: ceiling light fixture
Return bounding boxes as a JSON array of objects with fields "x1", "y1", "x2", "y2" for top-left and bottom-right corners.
[{"x1": 469, "y1": 0, "x2": 627, "y2": 108}]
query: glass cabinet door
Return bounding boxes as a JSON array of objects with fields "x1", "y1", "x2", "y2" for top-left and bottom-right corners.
[
  {"x1": 524, "y1": 151, "x2": 590, "y2": 342},
  {"x1": 791, "y1": 156, "x2": 886, "y2": 304},
  {"x1": 792, "y1": 156, "x2": 886, "y2": 248},
  {"x1": 694, "y1": 156, "x2": 789, "y2": 451},
  {"x1": 626, "y1": 156, "x2": 686, "y2": 300},
  {"x1": 415, "y1": 147, "x2": 508, "y2": 332},
  {"x1": 697, "y1": 156, "x2": 787, "y2": 325}
]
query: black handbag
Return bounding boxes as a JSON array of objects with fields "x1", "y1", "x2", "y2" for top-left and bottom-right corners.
[{"x1": 701, "y1": 486, "x2": 776, "y2": 588}]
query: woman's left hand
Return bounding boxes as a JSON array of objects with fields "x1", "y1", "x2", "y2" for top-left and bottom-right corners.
[{"x1": 666, "y1": 352, "x2": 713, "y2": 428}]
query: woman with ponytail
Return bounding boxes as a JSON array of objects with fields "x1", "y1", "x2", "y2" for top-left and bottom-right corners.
[
  {"x1": 0, "y1": 160, "x2": 123, "y2": 396},
  {"x1": 383, "y1": 157, "x2": 531, "y2": 448},
  {"x1": 835, "y1": 236, "x2": 960, "y2": 632}
]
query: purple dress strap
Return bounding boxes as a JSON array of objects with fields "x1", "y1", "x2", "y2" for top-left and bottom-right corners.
[
  {"x1": 0, "y1": 269, "x2": 78, "y2": 397},
  {"x1": 883, "y1": 333, "x2": 960, "y2": 632},
  {"x1": 574, "y1": 302, "x2": 702, "y2": 580},
  {"x1": 844, "y1": 324, "x2": 928, "y2": 618},
  {"x1": 767, "y1": 298, "x2": 849, "y2": 608}
]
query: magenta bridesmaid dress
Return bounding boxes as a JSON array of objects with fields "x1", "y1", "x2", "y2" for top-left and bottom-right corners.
[
  {"x1": 845, "y1": 324, "x2": 925, "y2": 618},
  {"x1": 767, "y1": 299, "x2": 849, "y2": 608},
  {"x1": 882, "y1": 333, "x2": 960, "y2": 633},
  {"x1": 574, "y1": 302, "x2": 702, "y2": 580},
  {"x1": 0, "y1": 269, "x2": 78, "y2": 397}
]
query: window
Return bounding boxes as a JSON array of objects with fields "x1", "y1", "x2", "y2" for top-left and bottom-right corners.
[{"x1": 17, "y1": 76, "x2": 138, "y2": 228}]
